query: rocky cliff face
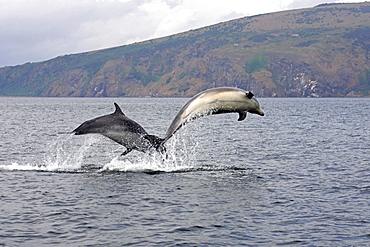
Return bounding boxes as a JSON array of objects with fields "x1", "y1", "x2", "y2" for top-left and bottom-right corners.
[{"x1": 0, "y1": 2, "x2": 369, "y2": 97}]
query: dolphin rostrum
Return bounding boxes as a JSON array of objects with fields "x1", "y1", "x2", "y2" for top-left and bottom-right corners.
[
  {"x1": 72, "y1": 103, "x2": 165, "y2": 156},
  {"x1": 163, "y1": 87, "x2": 264, "y2": 142}
]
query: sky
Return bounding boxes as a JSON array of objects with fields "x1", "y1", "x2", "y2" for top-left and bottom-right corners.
[{"x1": 0, "y1": 0, "x2": 362, "y2": 67}]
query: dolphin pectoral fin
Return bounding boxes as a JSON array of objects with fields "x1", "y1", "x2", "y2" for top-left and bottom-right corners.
[
  {"x1": 121, "y1": 148, "x2": 132, "y2": 156},
  {"x1": 238, "y1": 111, "x2": 247, "y2": 121}
]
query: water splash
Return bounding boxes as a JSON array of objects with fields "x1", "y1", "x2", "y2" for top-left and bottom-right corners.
[
  {"x1": 1, "y1": 134, "x2": 97, "y2": 172},
  {"x1": 42, "y1": 134, "x2": 98, "y2": 171},
  {"x1": 0, "y1": 127, "x2": 203, "y2": 173},
  {"x1": 100, "y1": 133, "x2": 200, "y2": 173}
]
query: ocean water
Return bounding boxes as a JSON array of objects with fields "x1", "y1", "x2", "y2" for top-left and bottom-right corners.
[{"x1": 0, "y1": 97, "x2": 369, "y2": 246}]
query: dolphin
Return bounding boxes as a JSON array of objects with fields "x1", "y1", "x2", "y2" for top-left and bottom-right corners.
[
  {"x1": 72, "y1": 103, "x2": 165, "y2": 156},
  {"x1": 163, "y1": 87, "x2": 264, "y2": 142}
]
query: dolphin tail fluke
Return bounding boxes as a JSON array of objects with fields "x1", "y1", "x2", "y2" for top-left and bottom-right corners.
[{"x1": 144, "y1": 135, "x2": 166, "y2": 154}]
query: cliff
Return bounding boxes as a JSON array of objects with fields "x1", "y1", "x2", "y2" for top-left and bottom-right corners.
[{"x1": 0, "y1": 2, "x2": 369, "y2": 97}]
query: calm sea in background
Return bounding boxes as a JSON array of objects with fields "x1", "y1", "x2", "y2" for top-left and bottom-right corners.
[{"x1": 0, "y1": 97, "x2": 369, "y2": 246}]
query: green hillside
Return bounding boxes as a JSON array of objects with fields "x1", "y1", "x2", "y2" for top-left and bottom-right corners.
[{"x1": 0, "y1": 2, "x2": 369, "y2": 97}]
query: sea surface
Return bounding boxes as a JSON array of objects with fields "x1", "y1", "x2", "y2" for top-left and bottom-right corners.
[{"x1": 0, "y1": 97, "x2": 369, "y2": 246}]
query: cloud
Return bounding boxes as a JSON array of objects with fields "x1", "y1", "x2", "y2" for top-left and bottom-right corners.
[
  {"x1": 0, "y1": 0, "x2": 363, "y2": 67},
  {"x1": 0, "y1": 0, "x2": 150, "y2": 66}
]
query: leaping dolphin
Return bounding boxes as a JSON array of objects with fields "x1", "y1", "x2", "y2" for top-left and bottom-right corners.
[
  {"x1": 72, "y1": 87, "x2": 264, "y2": 157},
  {"x1": 72, "y1": 103, "x2": 164, "y2": 156},
  {"x1": 163, "y1": 87, "x2": 264, "y2": 142}
]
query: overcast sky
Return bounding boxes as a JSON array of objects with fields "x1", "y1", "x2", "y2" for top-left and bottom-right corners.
[{"x1": 0, "y1": 0, "x2": 362, "y2": 67}]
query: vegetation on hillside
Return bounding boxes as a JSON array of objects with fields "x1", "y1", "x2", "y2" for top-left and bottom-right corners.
[{"x1": 0, "y1": 2, "x2": 369, "y2": 97}]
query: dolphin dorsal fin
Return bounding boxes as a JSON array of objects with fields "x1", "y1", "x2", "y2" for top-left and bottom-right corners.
[{"x1": 113, "y1": 103, "x2": 125, "y2": 116}]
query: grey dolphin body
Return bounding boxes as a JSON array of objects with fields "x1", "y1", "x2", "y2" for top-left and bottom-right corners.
[
  {"x1": 72, "y1": 103, "x2": 164, "y2": 156},
  {"x1": 164, "y1": 87, "x2": 264, "y2": 142}
]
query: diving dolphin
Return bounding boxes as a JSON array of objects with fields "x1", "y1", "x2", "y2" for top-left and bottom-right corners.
[
  {"x1": 164, "y1": 87, "x2": 264, "y2": 142},
  {"x1": 72, "y1": 103, "x2": 164, "y2": 156}
]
